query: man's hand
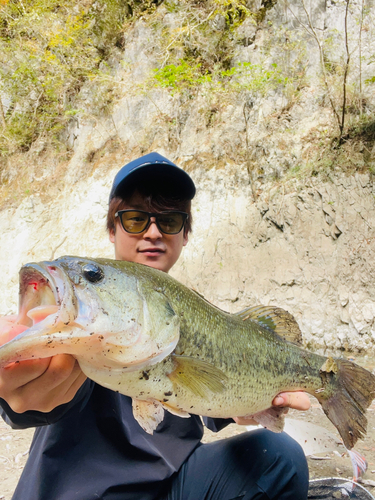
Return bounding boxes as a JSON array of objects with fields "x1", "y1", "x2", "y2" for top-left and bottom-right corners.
[
  {"x1": 0, "y1": 314, "x2": 87, "y2": 414},
  {"x1": 233, "y1": 391, "x2": 311, "y2": 426},
  {"x1": 0, "y1": 315, "x2": 27, "y2": 345},
  {"x1": 0, "y1": 355, "x2": 87, "y2": 413},
  {"x1": 272, "y1": 391, "x2": 311, "y2": 411}
]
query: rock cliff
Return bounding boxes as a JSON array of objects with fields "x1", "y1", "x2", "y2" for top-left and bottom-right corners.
[{"x1": 0, "y1": 0, "x2": 374, "y2": 351}]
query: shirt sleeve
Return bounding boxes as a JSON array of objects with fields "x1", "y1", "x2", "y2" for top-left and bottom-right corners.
[
  {"x1": 203, "y1": 417, "x2": 235, "y2": 432},
  {"x1": 0, "y1": 379, "x2": 95, "y2": 429}
]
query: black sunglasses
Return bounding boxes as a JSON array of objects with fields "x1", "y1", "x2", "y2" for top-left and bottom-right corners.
[{"x1": 115, "y1": 210, "x2": 188, "y2": 235}]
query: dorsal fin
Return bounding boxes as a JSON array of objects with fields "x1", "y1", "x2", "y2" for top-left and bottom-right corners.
[{"x1": 235, "y1": 305, "x2": 302, "y2": 345}]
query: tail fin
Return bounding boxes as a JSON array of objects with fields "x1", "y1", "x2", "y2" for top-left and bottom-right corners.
[{"x1": 317, "y1": 359, "x2": 375, "y2": 449}]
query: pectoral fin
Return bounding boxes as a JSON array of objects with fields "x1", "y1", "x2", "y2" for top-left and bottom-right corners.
[
  {"x1": 168, "y1": 355, "x2": 228, "y2": 398},
  {"x1": 132, "y1": 399, "x2": 165, "y2": 434}
]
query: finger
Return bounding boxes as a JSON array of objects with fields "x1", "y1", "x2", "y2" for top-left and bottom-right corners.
[
  {"x1": 0, "y1": 320, "x2": 28, "y2": 345},
  {"x1": 273, "y1": 392, "x2": 311, "y2": 411},
  {"x1": 59, "y1": 367, "x2": 87, "y2": 405},
  {"x1": 25, "y1": 363, "x2": 87, "y2": 412},
  {"x1": 13, "y1": 357, "x2": 86, "y2": 413},
  {"x1": 0, "y1": 315, "x2": 18, "y2": 322},
  {"x1": 23, "y1": 354, "x2": 80, "y2": 393},
  {"x1": 0, "y1": 315, "x2": 18, "y2": 328},
  {"x1": 0, "y1": 358, "x2": 52, "y2": 391}
]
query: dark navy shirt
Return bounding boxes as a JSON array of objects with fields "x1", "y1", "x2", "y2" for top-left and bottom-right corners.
[{"x1": 0, "y1": 380, "x2": 230, "y2": 500}]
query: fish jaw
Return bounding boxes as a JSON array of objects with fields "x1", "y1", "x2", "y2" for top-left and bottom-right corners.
[
  {"x1": 18, "y1": 262, "x2": 78, "y2": 329},
  {"x1": 0, "y1": 262, "x2": 103, "y2": 367},
  {"x1": 0, "y1": 323, "x2": 106, "y2": 368},
  {"x1": 0, "y1": 257, "x2": 181, "y2": 371}
]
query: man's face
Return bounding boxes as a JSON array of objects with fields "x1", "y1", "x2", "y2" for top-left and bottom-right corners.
[{"x1": 109, "y1": 192, "x2": 188, "y2": 273}]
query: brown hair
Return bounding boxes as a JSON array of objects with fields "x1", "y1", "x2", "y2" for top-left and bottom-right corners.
[{"x1": 107, "y1": 190, "x2": 192, "y2": 235}]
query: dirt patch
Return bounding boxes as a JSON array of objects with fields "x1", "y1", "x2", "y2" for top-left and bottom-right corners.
[{"x1": 0, "y1": 419, "x2": 34, "y2": 500}]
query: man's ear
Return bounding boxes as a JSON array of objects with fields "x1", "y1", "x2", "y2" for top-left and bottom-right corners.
[
  {"x1": 109, "y1": 228, "x2": 115, "y2": 243},
  {"x1": 183, "y1": 230, "x2": 189, "y2": 247}
]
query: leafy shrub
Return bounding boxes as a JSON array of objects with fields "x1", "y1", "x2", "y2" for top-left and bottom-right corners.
[
  {"x1": 0, "y1": 0, "x2": 128, "y2": 156},
  {"x1": 151, "y1": 59, "x2": 299, "y2": 100}
]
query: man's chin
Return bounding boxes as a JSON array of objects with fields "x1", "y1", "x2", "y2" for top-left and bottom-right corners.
[{"x1": 137, "y1": 255, "x2": 169, "y2": 273}]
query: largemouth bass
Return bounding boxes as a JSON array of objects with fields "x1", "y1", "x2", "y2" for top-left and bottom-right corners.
[{"x1": 0, "y1": 256, "x2": 374, "y2": 450}]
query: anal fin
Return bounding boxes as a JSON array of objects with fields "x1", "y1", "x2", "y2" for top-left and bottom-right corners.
[{"x1": 245, "y1": 406, "x2": 288, "y2": 432}]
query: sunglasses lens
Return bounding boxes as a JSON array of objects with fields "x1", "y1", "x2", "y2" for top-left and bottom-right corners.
[
  {"x1": 118, "y1": 211, "x2": 187, "y2": 234},
  {"x1": 158, "y1": 213, "x2": 185, "y2": 234},
  {"x1": 120, "y1": 211, "x2": 149, "y2": 233}
]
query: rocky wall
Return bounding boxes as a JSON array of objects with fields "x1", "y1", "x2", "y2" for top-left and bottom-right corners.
[
  {"x1": 0, "y1": 0, "x2": 374, "y2": 352},
  {"x1": 0, "y1": 163, "x2": 374, "y2": 352}
]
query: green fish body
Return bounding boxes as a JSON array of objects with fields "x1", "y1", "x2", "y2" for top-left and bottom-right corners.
[{"x1": 0, "y1": 256, "x2": 374, "y2": 449}]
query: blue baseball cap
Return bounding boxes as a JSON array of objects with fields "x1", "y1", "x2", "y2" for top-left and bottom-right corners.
[{"x1": 109, "y1": 152, "x2": 196, "y2": 202}]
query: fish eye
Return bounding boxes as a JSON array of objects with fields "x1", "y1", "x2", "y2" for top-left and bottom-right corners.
[{"x1": 82, "y1": 264, "x2": 104, "y2": 283}]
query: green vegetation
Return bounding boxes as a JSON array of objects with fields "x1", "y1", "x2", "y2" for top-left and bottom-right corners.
[
  {"x1": 0, "y1": 0, "x2": 132, "y2": 157},
  {"x1": 0, "y1": 0, "x2": 373, "y2": 194},
  {"x1": 152, "y1": 60, "x2": 211, "y2": 94},
  {"x1": 151, "y1": 60, "x2": 296, "y2": 97},
  {"x1": 146, "y1": 0, "x2": 306, "y2": 108},
  {"x1": 0, "y1": 0, "x2": 285, "y2": 161}
]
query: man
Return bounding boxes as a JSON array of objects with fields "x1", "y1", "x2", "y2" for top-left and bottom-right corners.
[{"x1": 0, "y1": 152, "x2": 310, "y2": 499}]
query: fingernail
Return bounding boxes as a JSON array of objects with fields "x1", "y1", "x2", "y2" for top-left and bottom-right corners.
[{"x1": 274, "y1": 396, "x2": 284, "y2": 406}]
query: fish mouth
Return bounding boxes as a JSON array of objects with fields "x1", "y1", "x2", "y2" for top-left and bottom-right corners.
[{"x1": 16, "y1": 262, "x2": 78, "y2": 333}]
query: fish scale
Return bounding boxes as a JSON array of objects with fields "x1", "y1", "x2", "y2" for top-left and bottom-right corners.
[{"x1": 0, "y1": 256, "x2": 374, "y2": 449}]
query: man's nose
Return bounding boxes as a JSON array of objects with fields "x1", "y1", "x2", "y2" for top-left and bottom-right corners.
[{"x1": 144, "y1": 218, "x2": 162, "y2": 238}]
